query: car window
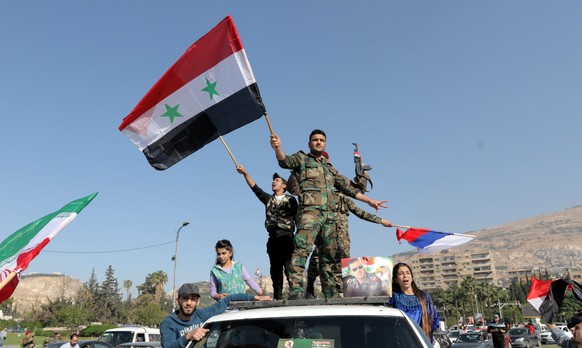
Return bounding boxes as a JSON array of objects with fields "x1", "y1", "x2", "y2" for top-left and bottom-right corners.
[
  {"x1": 195, "y1": 315, "x2": 425, "y2": 348},
  {"x1": 458, "y1": 334, "x2": 482, "y2": 343},
  {"x1": 148, "y1": 334, "x2": 161, "y2": 342},
  {"x1": 509, "y1": 328, "x2": 528, "y2": 335},
  {"x1": 94, "y1": 343, "x2": 112, "y2": 348}
]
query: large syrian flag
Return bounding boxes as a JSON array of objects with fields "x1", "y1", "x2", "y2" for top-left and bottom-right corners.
[
  {"x1": 0, "y1": 193, "x2": 98, "y2": 303},
  {"x1": 119, "y1": 16, "x2": 266, "y2": 170}
]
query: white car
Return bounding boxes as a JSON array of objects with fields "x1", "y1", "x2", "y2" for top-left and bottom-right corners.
[
  {"x1": 193, "y1": 297, "x2": 433, "y2": 347},
  {"x1": 540, "y1": 326, "x2": 571, "y2": 344}
]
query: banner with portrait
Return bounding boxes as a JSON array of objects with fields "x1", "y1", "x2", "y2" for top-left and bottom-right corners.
[{"x1": 341, "y1": 256, "x2": 392, "y2": 297}]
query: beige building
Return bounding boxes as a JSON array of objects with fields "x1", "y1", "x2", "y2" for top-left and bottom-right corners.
[{"x1": 408, "y1": 249, "x2": 497, "y2": 290}]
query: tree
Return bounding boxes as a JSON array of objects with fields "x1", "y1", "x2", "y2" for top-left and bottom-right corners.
[
  {"x1": 123, "y1": 280, "x2": 133, "y2": 301},
  {"x1": 95, "y1": 265, "x2": 123, "y2": 323},
  {"x1": 137, "y1": 270, "x2": 168, "y2": 308}
]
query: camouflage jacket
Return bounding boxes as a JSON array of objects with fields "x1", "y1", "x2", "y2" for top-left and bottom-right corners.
[
  {"x1": 338, "y1": 193, "x2": 382, "y2": 224},
  {"x1": 278, "y1": 151, "x2": 359, "y2": 211},
  {"x1": 251, "y1": 183, "x2": 297, "y2": 232}
]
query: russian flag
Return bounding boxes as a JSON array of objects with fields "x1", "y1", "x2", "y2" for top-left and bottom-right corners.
[{"x1": 396, "y1": 227, "x2": 475, "y2": 252}]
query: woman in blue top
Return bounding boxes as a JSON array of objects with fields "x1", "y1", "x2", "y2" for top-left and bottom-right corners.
[{"x1": 389, "y1": 262, "x2": 439, "y2": 342}]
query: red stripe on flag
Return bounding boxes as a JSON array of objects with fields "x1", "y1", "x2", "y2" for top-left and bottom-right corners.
[
  {"x1": 119, "y1": 16, "x2": 244, "y2": 131},
  {"x1": 397, "y1": 227, "x2": 431, "y2": 243}
]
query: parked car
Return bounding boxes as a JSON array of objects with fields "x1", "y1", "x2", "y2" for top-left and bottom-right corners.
[
  {"x1": 451, "y1": 333, "x2": 488, "y2": 348},
  {"x1": 448, "y1": 330, "x2": 462, "y2": 343},
  {"x1": 540, "y1": 325, "x2": 572, "y2": 344},
  {"x1": 47, "y1": 340, "x2": 114, "y2": 348},
  {"x1": 435, "y1": 330, "x2": 453, "y2": 348},
  {"x1": 508, "y1": 327, "x2": 540, "y2": 348},
  {"x1": 98, "y1": 327, "x2": 160, "y2": 346},
  {"x1": 192, "y1": 297, "x2": 434, "y2": 347},
  {"x1": 116, "y1": 342, "x2": 162, "y2": 348}
]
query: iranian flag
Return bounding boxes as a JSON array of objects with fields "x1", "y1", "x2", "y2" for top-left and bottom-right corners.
[
  {"x1": 118, "y1": 16, "x2": 266, "y2": 170},
  {"x1": 0, "y1": 193, "x2": 98, "y2": 303}
]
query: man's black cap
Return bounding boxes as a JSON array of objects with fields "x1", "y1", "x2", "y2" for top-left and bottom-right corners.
[
  {"x1": 568, "y1": 316, "x2": 582, "y2": 329},
  {"x1": 178, "y1": 283, "x2": 200, "y2": 298},
  {"x1": 273, "y1": 173, "x2": 287, "y2": 185}
]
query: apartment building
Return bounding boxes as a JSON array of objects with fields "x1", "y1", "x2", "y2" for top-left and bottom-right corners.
[{"x1": 408, "y1": 249, "x2": 497, "y2": 290}]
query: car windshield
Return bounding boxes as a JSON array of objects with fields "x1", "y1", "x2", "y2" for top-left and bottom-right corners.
[
  {"x1": 458, "y1": 334, "x2": 483, "y2": 343},
  {"x1": 195, "y1": 315, "x2": 425, "y2": 348},
  {"x1": 509, "y1": 328, "x2": 528, "y2": 336},
  {"x1": 99, "y1": 332, "x2": 134, "y2": 346},
  {"x1": 448, "y1": 331, "x2": 460, "y2": 338}
]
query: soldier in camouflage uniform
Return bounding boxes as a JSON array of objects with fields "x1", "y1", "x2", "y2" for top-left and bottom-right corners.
[
  {"x1": 305, "y1": 152, "x2": 391, "y2": 297},
  {"x1": 270, "y1": 129, "x2": 388, "y2": 299},
  {"x1": 236, "y1": 164, "x2": 298, "y2": 300},
  {"x1": 306, "y1": 192, "x2": 392, "y2": 297}
]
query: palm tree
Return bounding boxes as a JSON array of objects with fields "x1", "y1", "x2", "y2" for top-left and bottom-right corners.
[
  {"x1": 150, "y1": 270, "x2": 168, "y2": 303},
  {"x1": 123, "y1": 279, "x2": 133, "y2": 301}
]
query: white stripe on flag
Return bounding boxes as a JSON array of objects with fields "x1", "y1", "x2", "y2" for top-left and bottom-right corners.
[{"x1": 122, "y1": 51, "x2": 256, "y2": 150}]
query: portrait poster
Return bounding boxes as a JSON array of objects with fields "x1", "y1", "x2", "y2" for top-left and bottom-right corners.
[{"x1": 341, "y1": 256, "x2": 392, "y2": 297}]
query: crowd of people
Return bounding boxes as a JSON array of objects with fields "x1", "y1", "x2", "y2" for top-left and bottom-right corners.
[
  {"x1": 157, "y1": 129, "x2": 582, "y2": 348},
  {"x1": 157, "y1": 129, "x2": 449, "y2": 347}
]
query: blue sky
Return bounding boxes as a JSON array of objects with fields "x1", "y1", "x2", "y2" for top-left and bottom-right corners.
[{"x1": 1, "y1": 2, "x2": 581, "y2": 295}]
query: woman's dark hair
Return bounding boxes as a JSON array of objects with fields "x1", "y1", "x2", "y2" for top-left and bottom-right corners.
[
  {"x1": 392, "y1": 262, "x2": 433, "y2": 338},
  {"x1": 215, "y1": 239, "x2": 234, "y2": 265}
]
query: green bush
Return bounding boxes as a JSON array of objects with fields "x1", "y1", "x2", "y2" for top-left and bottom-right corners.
[{"x1": 80, "y1": 325, "x2": 118, "y2": 338}]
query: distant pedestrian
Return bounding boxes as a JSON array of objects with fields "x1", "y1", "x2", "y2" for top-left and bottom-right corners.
[
  {"x1": 43, "y1": 332, "x2": 62, "y2": 347},
  {"x1": 0, "y1": 327, "x2": 6, "y2": 347},
  {"x1": 21, "y1": 331, "x2": 35, "y2": 348},
  {"x1": 487, "y1": 314, "x2": 507, "y2": 348},
  {"x1": 59, "y1": 334, "x2": 79, "y2": 348}
]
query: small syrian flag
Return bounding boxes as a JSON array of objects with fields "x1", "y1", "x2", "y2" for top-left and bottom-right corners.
[
  {"x1": 0, "y1": 193, "x2": 98, "y2": 304},
  {"x1": 255, "y1": 267, "x2": 261, "y2": 277},
  {"x1": 527, "y1": 276, "x2": 553, "y2": 313},
  {"x1": 119, "y1": 16, "x2": 266, "y2": 170},
  {"x1": 537, "y1": 278, "x2": 582, "y2": 323}
]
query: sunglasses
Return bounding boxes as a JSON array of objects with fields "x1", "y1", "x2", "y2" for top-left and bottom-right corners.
[{"x1": 351, "y1": 265, "x2": 364, "y2": 272}]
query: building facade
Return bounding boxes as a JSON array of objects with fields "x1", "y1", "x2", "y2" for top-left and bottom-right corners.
[{"x1": 408, "y1": 249, "x2": 497, "y2": 290}]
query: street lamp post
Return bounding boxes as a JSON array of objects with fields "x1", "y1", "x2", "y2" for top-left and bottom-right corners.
[{"x1": 172, "y1": 221, "x2": 190, "y2": 305}]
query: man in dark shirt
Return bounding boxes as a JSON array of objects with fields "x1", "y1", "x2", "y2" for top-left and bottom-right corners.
[
  {"x1": 237, "y1": 164, "x2": 298, "y2": 300},
  {"x1": 487, "y1": 314, "x2": 507, "y2": 348}
]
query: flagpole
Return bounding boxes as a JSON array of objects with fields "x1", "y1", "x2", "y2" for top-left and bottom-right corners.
[
  {"x1": 0, "y1": 271, "x2": 18, "y2": 292},
  {"x1": 264, "y1": 113, "x2": 274, "y2": 134},
  {"x1": 218, "y1": 135, "x2": 238, "y2": 166},
  {"x1": 392, "y1": 224, "x2": 412, "y2": 229}
]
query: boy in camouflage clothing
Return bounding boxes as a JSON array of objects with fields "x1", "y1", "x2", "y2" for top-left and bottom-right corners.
[
  {"x1": 270, "y1": 129, "x2": 388, "y2": 299},
  {"x1": 236, "y1": 164, "x2": 298, "y2": 300}
]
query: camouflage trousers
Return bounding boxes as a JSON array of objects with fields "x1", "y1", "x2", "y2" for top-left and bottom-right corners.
[
  {"x1": 289, "y1": 209, "x2": 338, "y2": 298},
  {"x1": 307, "y1": 213, "x2": 350, "y2": 292}
]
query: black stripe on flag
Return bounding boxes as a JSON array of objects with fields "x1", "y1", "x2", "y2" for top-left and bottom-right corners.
[{"x1": 143, "y1": 84, "x2": 265, "y2": 170}]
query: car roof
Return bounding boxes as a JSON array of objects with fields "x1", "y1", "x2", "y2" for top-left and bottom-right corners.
[
  {"x1": 104, "y1": 327, "x2": 159, "y2": 333},
  {"x1": 204, "y1": 303, "x2": 405, "y2": 323}
]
